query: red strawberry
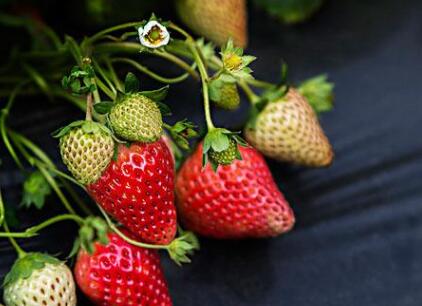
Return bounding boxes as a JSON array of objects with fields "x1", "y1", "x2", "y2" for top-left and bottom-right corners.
[
  {"x1": 87, "y1": 139, "x2": 177, "y2": 245},
  {"x1": 75, "y1": 231, "x2": 172, "y2": 306},
  {"x1": 176, "y1": 143, "x2": 295, "y2": 238}
]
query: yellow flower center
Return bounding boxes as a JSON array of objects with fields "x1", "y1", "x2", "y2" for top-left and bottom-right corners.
[{"x1": 223, "y1": 53, "x2": 242, "y2": 71}]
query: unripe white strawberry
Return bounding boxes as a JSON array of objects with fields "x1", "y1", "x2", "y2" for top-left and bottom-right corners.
[{"x1": 3, "y1": 253, "x2": 76, "y2": 306}]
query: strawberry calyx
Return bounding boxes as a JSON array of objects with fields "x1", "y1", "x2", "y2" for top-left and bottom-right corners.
[
  {"x1": 70, "y1": 216, "x2": 109, "y2": 257},
  {"x1": 52, "y1": 120, "x2": 112, "y2": 139},
  {"x1": 298, "y1": 74, "x2": 334, "y2": 114},
  {"x1": 202, "y1": 128, "x2": 247, "y2": 171},
  {"x1": 220, "y1": 39, "x2": 256, "y2": 80},
  {"x1": 3, "y1": 253, "x2": 61, "y2": 288}
]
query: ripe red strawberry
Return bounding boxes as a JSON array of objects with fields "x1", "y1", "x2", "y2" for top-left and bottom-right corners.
[
  {"x1": 87, "y1": 139, "x2": 177, "y2": 245},
  {"x1": 75, "y1": 231, "x2": 172, "y2": 306},
  {"x1": 176, "y1": 142, "x2": 295, "y2": 238}
]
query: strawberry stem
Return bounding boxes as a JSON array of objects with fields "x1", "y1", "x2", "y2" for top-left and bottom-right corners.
[
  {"x1": 188, "y1": 41, "x2": 215, "y2": 131},
  {"x1": 25, "y1": 214, "x2": 84, "y2": 234},
  {"x1": 8, "y1": 131, "x2": 77, "y2": 215},
  {"x1": 0, "y1": 190, "x2": 27, "y2": 259},
  {"x1": 104, "y1": 57, "x2": 124, "y2": 92},
  {"x1": 85, "y1": 93, "x2": 93, "y2": 121},
  {"x1": 238, "y1": 80, "x2": 260, "y2": 104},
  {"x1": 86, "y1": 22, "x2": 142, "y2": 45},
  {"x1": 97, "y1": 204, "x2": 198, "y2": 265},
  {"x1": 111, "y1": 57, "x2": 193, "y2": 84},
  {"x1": 92, "y1": 58, "x2": 117, "y2": 96},
  {"x1": 0, "y1": 82, "x2": 28, "y2": 171}
]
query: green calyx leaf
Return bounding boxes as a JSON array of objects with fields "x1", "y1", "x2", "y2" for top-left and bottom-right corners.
[
  {"x1": 202, "y1": 129, "x2": 246, "y2": 169},
  {"x1": 21, "y1": 171, "x2": 52, "y2": 210},
  {"x1": 298, "y1": 74, "x2": 334, "y2": 114},
  {"x1": 77, "y1": 216, "x2": 109, "y2": 255},
  {"x1": 62, "y1": 65, "x2": 96, "y2": 96},
  {"x1": 165, "y1": 119, "x2": 198, "y2": 150},
  {"x1": 124, "y1": 72, "x2": 140, "y2": 94},
  {"x1": 220, "y1": 39, "x2": 256, "y2": 81},
  {"x1": 52, "y1": 120, "x2": 111, "y2": 138},
  {"x1": 93, "y1": 101, "x2": 114, "y2": 115},
  {"x1": 167, "y1": 230, "x2": 200, "y2": 266},
  {"x1": 196, "y1": 38, "x2": 216, "y2": 61},
  {"x1": 3, "y1": 253, "x2": 61, "y2": 288},
  {"x1": 139, "y1": 85, "x2": 169, "y2": 102}
]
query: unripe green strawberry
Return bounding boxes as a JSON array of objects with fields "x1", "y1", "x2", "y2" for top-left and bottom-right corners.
[
  {"x1": 213, "y1": 83, "x2": 240, "y2": 110},
  {"x1": 176, "y1": 0, "x2": 248, "y2": 47},
  {"x1": 245, "y1": 88, "x2": 333, "y2": 167},
  {"x1": 209, "y1": 139, "x2": 238, "y2": 165},
  {"x1": 3, "y1": 253, "x2": 76, "y2": 306},
  {"x1": 57, "y1": 121, "x2": 114, "y2": 185},
  {"x1": 109, "y1": 93, "x2": 163, "y2": 142}
]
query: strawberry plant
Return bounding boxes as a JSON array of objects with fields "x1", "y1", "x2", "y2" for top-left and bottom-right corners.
[{"x1": 0, "y1": 10, "x2": 335, "y2": 305}]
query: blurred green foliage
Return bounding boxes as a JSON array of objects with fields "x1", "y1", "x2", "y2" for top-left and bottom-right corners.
[{"x1": 253, "y1": 0, "x2": 325, "y2": 24}]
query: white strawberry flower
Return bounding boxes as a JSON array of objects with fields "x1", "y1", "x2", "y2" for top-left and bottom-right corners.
[{"x1": 138, "y1": 21, "x2": 170, "y2": 49}]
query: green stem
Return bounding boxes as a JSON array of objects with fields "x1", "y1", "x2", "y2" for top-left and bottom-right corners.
[
  {"x1": 112, "y1": 57, "x2": 192, "y2": 84},
  {"x1": 104, "y1": 57, "x2": 124, "y2": 92},
  {"x1": 98, "y1": 205, "x2": 166, "y2": 250},
  {"x1": 0, "y1": 82, "x2": 28, "y2": 171},
  {"x1": 238, "y1": 80, "x2": 260, "y2": 104},
  {"x1": 94, "y1": 42, "x2": 140, "y2": 54},
  {"x1": 168, "y1": 23, "x2": 192, "y2": 40},
  {"x1": 153, "y1": 50, "x2": 199, "y2": 80},
  {"x1": 87, "y1": 22, "x2": 141, "y2": 44},
  {"x1": 0, "y1": 190, "x2": 26, "y2": 258},
  {"x1": 246, "y1": 78, "x2": 275, "y2": 89},
  {"x1": 95, "y1": 77, "x2": 115, "y2": 100},
  {"x1": 94, "y1": 42, "x2": 199, "y2": 80},
  {"x1": 188, "y1": 41, "x2": 215, "y2": 130},
  {"x1": 92, "y1": 59, "x2": 117, "y2": 95},
  {"x1": 8, "y1": 130, "x2": 91, "y2": 215},
  {"x1": 26, "y1": 214, "x2": 84, "y2": 234}
]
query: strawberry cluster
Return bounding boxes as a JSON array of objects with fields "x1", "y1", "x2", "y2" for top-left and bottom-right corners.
[{"x1": 0, "y1": 13, "x2": 334, "y2": 306}]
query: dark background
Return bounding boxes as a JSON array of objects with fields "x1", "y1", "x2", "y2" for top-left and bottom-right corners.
[{"x1": 1, "y1": 0, "x2": 422, "y2": 305}]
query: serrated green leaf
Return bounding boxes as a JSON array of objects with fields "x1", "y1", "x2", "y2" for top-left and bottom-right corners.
[
  {"x1": 140, "y1": 85, "x2": 169, "y2": 102},
  {"x1": 124, "y1": 72, "x2": 140, "y2": 93}
]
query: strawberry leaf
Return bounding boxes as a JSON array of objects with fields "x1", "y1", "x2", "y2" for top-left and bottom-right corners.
[
  {"x1": 21, "y1": 171, "x2": 51, "y2": 210},
  {"x1": 124, "y1": 72, "x2": 140, "y2": 94}
]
